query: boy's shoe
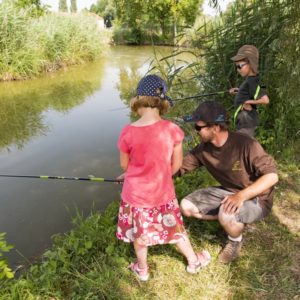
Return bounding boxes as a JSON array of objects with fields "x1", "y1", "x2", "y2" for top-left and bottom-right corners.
[
  {"x1": 128, "y1": 262, "x2": 149, "y2": 281},
  {"x1": 218, "y1": 240, "x2": 243, "y2": 263},
  {"x1": 186, "y1": 250, "x2": 211, "y2": 274}
]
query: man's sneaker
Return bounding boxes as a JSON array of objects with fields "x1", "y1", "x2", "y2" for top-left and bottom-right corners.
[
  {"x1": 218, "y1": 240, "x2": 243, "y2": 263},
  {"x1": 186, "y1": 250, "x2": 211, "y2": 274},
  {"x1": 128, "y1": 262, "x2": 149, "y2": 281}
]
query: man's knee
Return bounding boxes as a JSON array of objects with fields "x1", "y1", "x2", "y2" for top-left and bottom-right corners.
[
  {"x1": 218, "y1": 205, "x2": 239, "y2": 226},
  {"x1": 180, "y1": 198, "x2": 199, "y2": 217}
]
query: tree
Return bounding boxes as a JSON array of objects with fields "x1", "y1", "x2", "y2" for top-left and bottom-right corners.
[
  {"x1": 90, "y1": 0, "x2": 110, "y2": 16},
  {"x1": 12, "y1": 0, "x2": 48, "y2": 16},
  {"x1": 177, "y1": 0, "x2": 202, "y2": 26},
  {"x1": 113, "y1": 0, "x2": 203, "y2": 42},
  {"x1": 145, "y1": 1, "x2": 173, "y2": 38},
  {"x1": 113, "y1": 0, "x2": 145, "y2": 43},
  {"x1": 90, "y1": 0, "x2": 115, "y2": 28},
  {"x1": 59, "y1": 0, "x2": 68, "y2": 12},
  {"x1": 70, "y1": 0, "x2": 77, "y2": 13}
]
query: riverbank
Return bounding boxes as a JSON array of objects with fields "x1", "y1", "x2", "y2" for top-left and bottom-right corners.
[
  {"x1": 0, "y1": 3, "x2": 111, "y2": 81},
  {"x1": 0, "y1": 162, "x2": 299, "y2": 299}
]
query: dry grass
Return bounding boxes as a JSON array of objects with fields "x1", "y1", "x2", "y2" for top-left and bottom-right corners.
[{"x1": 273, "y1": 168, "x2": 300, "y2": 234}]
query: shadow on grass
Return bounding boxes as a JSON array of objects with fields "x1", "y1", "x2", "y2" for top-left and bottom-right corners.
[
  {"x1": 215, "y1": 213, "x2": 299, "y2": 299},
  {"x1": 157, "y1": 211, "x2": 300, "y2": 299},
  {"x1": 230, "y1": 214, "x2": 299, "y2": 299}
]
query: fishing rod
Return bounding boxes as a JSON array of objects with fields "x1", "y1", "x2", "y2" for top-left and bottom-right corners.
[
  {"x1": 0, "y1": 174, "x2": 121, "y2": 183},
  {"x1": 107, "y1": 90, "x2": 230, "y2": 111},
  {"x1": 173, "y1": 90, "x2": 229, "y2": 102},
  {"x1": 175, "y1": 85, "x2": 267, "y2": 102}
]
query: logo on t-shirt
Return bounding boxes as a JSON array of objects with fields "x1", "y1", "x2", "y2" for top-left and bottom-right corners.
[{"x1": 232, "y1": 160, "x2": 242, "y2": 171}]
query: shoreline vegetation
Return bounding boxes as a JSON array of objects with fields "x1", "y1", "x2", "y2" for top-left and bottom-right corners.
[{"x1": 0, "y1": 3, "x2": 109, "y2": 81}]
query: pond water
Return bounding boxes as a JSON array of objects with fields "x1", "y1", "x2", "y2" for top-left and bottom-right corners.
[{"x1": 0, "y1": 46, "x2": 174, "y2": 267}]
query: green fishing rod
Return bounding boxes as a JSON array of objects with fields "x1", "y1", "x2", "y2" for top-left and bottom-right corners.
[{"x1": 0, "y1": 174, "x2": 121, "y2": 183}]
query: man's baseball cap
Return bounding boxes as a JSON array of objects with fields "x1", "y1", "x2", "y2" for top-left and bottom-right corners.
[
  {"x1": 136, "y1": 74, "x2": 173, "y2": 106},
  {"x1": 231, "y1": 45, "x2": 259, "y2": 74},
  {"x1": 185, "y1": 101, "x2": 228, "y2": 123}
]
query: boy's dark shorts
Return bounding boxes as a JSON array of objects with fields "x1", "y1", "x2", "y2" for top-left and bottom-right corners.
[{"x1": 183, "y1": 186, "x2": 265, "y2": 224}]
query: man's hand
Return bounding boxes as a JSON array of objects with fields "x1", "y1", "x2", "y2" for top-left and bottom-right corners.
[{"x1": 221, "y1": 194, "x2": 244, "y2": 214}]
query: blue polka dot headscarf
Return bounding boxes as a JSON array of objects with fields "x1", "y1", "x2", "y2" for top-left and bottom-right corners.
[{"x1": 136, "y1": 74, "x2": 174, "y2": 106}]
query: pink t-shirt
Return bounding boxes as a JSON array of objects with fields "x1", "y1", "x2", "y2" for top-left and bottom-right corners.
[{"x1": 118, "y1": 119, "x2": 184, "y2": 208}]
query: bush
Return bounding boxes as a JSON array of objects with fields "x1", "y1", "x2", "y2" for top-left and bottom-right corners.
[
  {"x1": 0, "y1": 233, "x2": 14, "y2": 280},
  {"x1": 113, "y1": 23, "x2": 175, "y2": 45}
]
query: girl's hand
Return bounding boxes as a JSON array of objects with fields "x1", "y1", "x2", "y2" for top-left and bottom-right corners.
[
  {"x1": 116, "y1": 173, "x2": 125, "y2": 184},
  {"x1": 229, "y1": 87, "x2": 239, "y2": 95}
]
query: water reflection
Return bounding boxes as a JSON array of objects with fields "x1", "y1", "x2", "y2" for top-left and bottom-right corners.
[
  {"x1": 0, "y1": 60, "x2": 106, "y2": 150},
  {"x1": 114, "y1": 46, "x2": 201, "y2": 124}
]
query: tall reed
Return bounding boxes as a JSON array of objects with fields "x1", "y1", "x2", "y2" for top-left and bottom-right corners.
[
  {"x1": 0, "y1": 3, "x2": 40, "y2": 80},
  {"x1": 0, "y1": 3, "x2": 103, "y2": 80},
  {"x1": 152, "y1": 0, "x2": 300, "y2": 162},
  {"x1": 199, "y1": 0, "x2": 300, "y2": 160}
]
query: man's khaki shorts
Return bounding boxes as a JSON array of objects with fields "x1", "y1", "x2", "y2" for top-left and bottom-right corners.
[{"x1": 183, "y1": 186, "x2": 265, "y2": 224}]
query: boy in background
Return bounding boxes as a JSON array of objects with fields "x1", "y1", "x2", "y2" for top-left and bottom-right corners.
[{"x1": 230, "y1": 45, "x2": 269, "y2": 137}]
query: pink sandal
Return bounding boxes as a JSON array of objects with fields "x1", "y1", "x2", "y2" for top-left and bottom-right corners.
[
  {"x1": 128, "y1": 262, "x2": 150, "y2": 281},
  {"x1": 186, "y1": 250, "x2": 211, "y2": 274}
]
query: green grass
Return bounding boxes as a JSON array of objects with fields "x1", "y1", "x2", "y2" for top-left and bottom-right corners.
[{"x1": 0, "y1": 164, "x2": 299, "y2": 299}]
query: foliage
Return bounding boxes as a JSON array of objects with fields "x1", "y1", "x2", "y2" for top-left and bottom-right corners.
[
  {"x1": 0, "y1": 3, "x2": 103, "y2": 80},
  {"x1": 0, "y1": 2, "x2": 40, "y2": 80},
  {"x1": 0, "y1": 168, "x2": 299, "y2": 298},
  {"x1": 90, "y1": 0, "x2": 109, "y2": 15},
  {"x1": 32, "y1": 13, "x2": 102, "y2": 66},
  {"x1": 90, "y1": 0, "x2": 115, "y2": 20},
  {"x1": 12, "y1": 0, "x2": 47, "y2": 16},
  {"x1": 0, "y1": 233, "x2": 14, "y2": 280},
  {"x1": 0, "y1": 203, "x2": 132, "y2": 298},
  {"x1": 70, "y1": 0, "x2": 77, "y2": 13},
  {"x1": 199, "y1": 0, "x2": 300, "y2": 161},
  {"x1": 59, "y1": 0, "x2": 68, "y2": 12},
  {"x1": 153, "y1": 0, "x2": 300, "y2": 162},
  {"x1": 91, "y1": 0, "x2": 203, "y2": 44}
]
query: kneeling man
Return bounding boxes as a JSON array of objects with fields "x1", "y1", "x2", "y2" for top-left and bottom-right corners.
[{"x1": 179, "y1": 101, "x2": 278, "y2": 263}]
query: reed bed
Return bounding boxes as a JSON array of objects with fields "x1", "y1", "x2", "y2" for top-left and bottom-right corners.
[
  {"x1": 0, "y1": 3, "x2": 103, "y2": 80},
  {"x1": 152, "y1": 0, "x2": 300, "y2": 163}
]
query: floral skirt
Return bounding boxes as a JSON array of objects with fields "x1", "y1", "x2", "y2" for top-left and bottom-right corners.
[{"x1": 116, "y1": 199, "x2": 187, "y2": 246}]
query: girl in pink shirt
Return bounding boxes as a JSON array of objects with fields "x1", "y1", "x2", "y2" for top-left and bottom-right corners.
[{"x1": 116, "y1": 75, "x2": 210, "y2": 281}]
